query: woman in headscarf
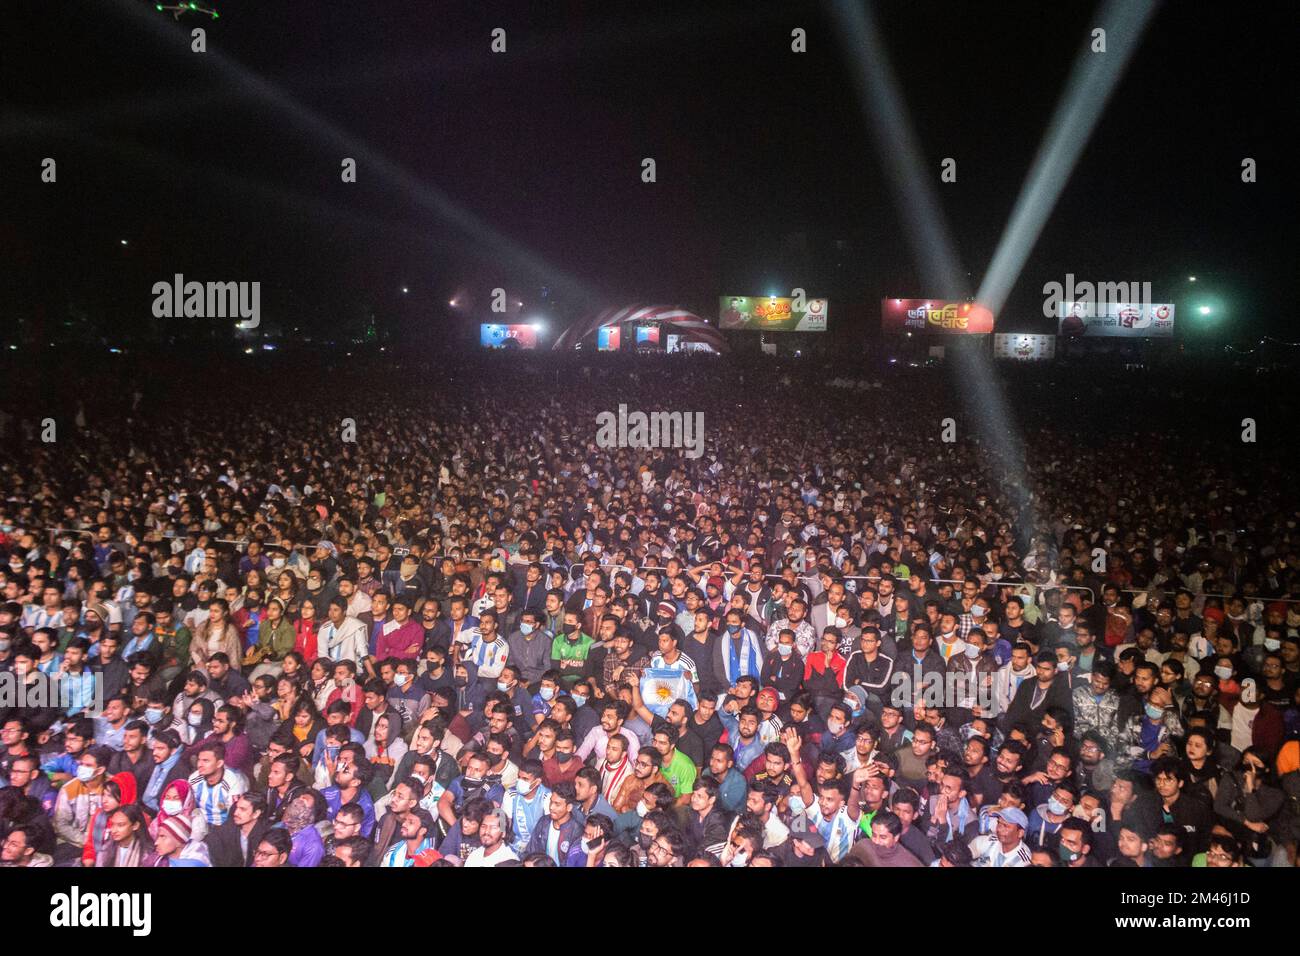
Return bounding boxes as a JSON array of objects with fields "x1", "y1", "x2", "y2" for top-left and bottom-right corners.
[
  {"x1": 82, "y1": 771, "x2": 147, "y2": 867},
  {"x1": 95, "y1": 805, "x2": 153, "y2": 868},
  {"x1": 148, "y1": 779, "x2": 198, "y2": 844}
]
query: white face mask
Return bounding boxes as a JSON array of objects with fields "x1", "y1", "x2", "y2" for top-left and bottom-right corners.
[
  {"x1": 162, "y1": 799, "x2": 184, "y2": 816},
  {"x1": 187, "y1": 714, "x2": 203, "y2": 727},
  {"x1": 635, "y1": 800, "x2": 648, "y2": 817}
]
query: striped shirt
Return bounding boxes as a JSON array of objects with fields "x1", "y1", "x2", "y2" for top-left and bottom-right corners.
[
  {"x1": 22, "y1": 605, "x2": 63, "y2": 632},
  {"x1": 466, "y1": 635, "x2": 509, "y2": 679},
  {"x1": 970, "y1": 834, "x2": 1032, "y2": 867},
  {"x1": 187, "y1": 768, "x2": 248, "y2": 826},
  {"x1": 649, "y1": 651, "x2": 697, "y2": 681},
  {"x1": 807, "y1": 806, "x2": 856, "y2": 863}
]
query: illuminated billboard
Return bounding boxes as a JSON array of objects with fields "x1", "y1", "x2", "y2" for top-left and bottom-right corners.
[
  {"x1": 1056, "y1": 301, "x2": 1175, "y2": 337},
  {"x1": 993, "y1": 333, "x2": 1056, "y2": 361},
  {"x1": 719, "y1": 295, "x2": 827, "y2": 332},
  {"x1": 479, "y1": 324, "x2": 538, "y2": 349},
  {"x1": 882, "y1": 299, "x2": 995, "y2": 334}
]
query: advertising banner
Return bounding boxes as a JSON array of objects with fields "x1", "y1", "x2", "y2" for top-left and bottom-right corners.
[
  {"x1": 719, "y1": 295, "x2": 827, "y2": 332},
  {"x1": 597, "y1": 326, "x2": 621, "y2": 351},
  {"x1": 1057, "y1": 301, "x2": 1175, "y2": 337},
  {"x1": 882, "y1": 298, "x2": 995, "y2": 334},
  {"x1": 993, "y1": 333, "x2": 1057, "y2": 361},
  {"x1": 480, "y1": 324, "x2": 538, "y2": 349}
]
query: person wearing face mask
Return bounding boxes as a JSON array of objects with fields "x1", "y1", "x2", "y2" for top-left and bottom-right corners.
[
  {"x1": 51, "y1": 747, "x2": 112, "y2": 861},
  {"x1": 760, "y1": 628, "x2": 805, "y2": 703},
  {"x1": 505, "y1": 607, "x2": 552, "y2": 686},
  {"x1": 140, "y1": 729, "x2": 187, "y2": 813},
  {"x1": 500, "y1": 759, "x2": 551, "y2": 855}
]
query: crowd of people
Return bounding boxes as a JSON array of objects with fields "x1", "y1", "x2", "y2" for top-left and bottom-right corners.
[{"x1": 0, "y1": 352, "x2": 1297, "y2": 869}]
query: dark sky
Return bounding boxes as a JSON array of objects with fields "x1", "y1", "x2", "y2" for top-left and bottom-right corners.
[{"x1": 2, "y1": 0, "x2": 1294, "y2": 343}]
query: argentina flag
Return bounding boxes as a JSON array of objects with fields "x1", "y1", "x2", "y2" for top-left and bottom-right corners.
[{"x1": 639, "y1": 667, "x2": 697, "y2": 718}]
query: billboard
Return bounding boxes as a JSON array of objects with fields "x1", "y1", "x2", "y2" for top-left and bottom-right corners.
[
  {"x1": 993, "y1": 333, "x2": 1056, "y2": 361},
  {"x1": 719, "y1": 295, "x2": 827, "y2": 332},
  {"x1": 1057, "y1": 301, "x2": 1175, "y2": 337},
  {"x1": 882, "y1": 299, "x2": 995, "y2": 334},
  {"x1": 480, "y1": 324, "x2": 538, "y2": 349},
  {"x1": 597, "y1": 326, "x2": 621, "y2": 351},
  {"x1": 635, "y1": 325, "x2": 660, "y2": 345}
]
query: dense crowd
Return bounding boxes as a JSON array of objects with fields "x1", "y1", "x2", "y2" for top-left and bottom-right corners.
[{"x1": 0, "y1": 353, "x2": 1297, "y2": 869}]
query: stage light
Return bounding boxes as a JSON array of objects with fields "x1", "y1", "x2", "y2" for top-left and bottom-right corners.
[
  {"x1": 1198, "y1": 306, "x2": 1212, "y2": 316},
  {"x1": 1188, "y1": 276, "x2": 1197, "y2": 283},
  {"x1": 448, "y1": 299, "x2": 457, "y2": 307},
  {"x1": 119, "y1": 239, "x2": 128, "y2": 246},
  {"x1": 401, "y1": 287, "x2": 409, "y2": 294}
]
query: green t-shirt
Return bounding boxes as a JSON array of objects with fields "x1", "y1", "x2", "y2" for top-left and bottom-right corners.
[
  {"x1": 551, "y1": 631, "x2": 594, "y2": 684},
  {"x1": 663, "y1": 749, "x2": 698, "y2": 798}
]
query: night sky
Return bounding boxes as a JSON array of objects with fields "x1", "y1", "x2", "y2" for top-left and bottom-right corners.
[{"x1": 2, "y1": 0, "x2": 1294, "y2": 344}]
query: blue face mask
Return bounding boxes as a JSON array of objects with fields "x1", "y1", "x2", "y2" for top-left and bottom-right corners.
[
  {"x1": 145, "y1": 708, "x2": 164, "y2": 725},
  {"x1": 727, "y1": 624, "x2": 741, "y2": 634},
  {"x1": 497, "y1": 681, "x2": 511, "y2": 693},
  {"x1": 572, "y1": 695, "x2": 588, "y2": 708},
  {"x1": 540, "y1": 687, "x2": 555, "y2": 701},
  {"x1": 520, "y1": 623, "x2": 535, "y2": 635},
  {"x1": 1047, "y1": 796, "x2": 1068, "y2": 815},
  {"x1": 1145, "y1": 703, "x2": 1165, "y2": 721}
]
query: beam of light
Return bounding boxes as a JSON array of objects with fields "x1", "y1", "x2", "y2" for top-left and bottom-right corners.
[
  {"x1": 97, "y1": 0, "x2": 596, "y2": 307},
  {"x1": 6, "y1": 115, "x2": 479, "y2": 258},
  {"x1": 828, "y1": 0, "x2": 967, "y2": 296},
  {"x1": 976, "y1": 0, "x2": 1160, "y2": 317},
  {"x1": 826, "y1": 0, "x2": 1033, "y2": 544}
]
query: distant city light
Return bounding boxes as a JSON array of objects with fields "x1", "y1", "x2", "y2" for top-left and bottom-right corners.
[{"x1": 244, "y1": 347, "x2": 254, "y2": 354}]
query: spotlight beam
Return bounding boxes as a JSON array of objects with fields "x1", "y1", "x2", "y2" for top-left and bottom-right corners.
[
  {"x1": 976, "y1": 0, "x2": 1160, "y2": 317},
  {"x1": 99, "y1": 0, "x2": 595, "y2": 305},
  {"x1": 829, "y1": 0, "x2": 968, "y2": 297}
]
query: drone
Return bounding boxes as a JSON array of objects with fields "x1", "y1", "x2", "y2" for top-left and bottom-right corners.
[{"x1": 154, "y1": 1, "x2": 219, "y2": 19}]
